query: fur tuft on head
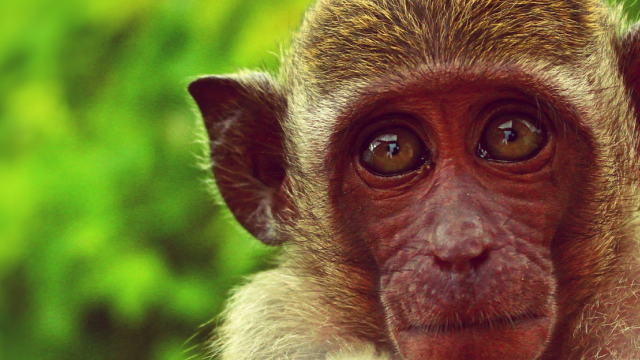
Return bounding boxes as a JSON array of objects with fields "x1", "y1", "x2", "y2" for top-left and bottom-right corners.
[{"x1": 285, "y1": 0, "x2": 607, "y2": 91}]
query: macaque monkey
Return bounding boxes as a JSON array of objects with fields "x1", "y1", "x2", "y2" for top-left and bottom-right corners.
[{"x1": 189, "y1": 0, "x2": 640, "y2": 359}]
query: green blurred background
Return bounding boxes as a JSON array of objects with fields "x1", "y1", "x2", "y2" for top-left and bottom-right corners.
[
  {"x1": 0, "y1": 0, "x2": 311, "y2": 359},
  {"x1": 0, "y1": 1, "x2": 639, "y2": 359}
]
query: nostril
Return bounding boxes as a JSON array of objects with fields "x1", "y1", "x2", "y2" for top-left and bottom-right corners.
[
  {"x1": 433, "y1": 256, "x2": 453, "y2": 271},
  {"x1": 469, "y1": 249, "x2": 490, "y2": 268}
]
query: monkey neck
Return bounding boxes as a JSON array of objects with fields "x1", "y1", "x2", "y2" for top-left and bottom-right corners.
[{"x1": 213, "y1": 265, "x2": 396, "y2": 360}]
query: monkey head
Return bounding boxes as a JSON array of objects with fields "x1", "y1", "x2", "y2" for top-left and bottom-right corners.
[{"x1": 189, "y1": 1, "x2": 640, "y2": 359}]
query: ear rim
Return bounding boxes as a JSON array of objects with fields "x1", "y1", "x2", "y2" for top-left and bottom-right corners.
[{"x1": 188, "y1": 72, "x2": 290, "y2": 246}]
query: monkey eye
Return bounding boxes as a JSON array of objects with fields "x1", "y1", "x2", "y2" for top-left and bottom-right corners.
[
  {"x1": 478, "y1": 115, "x2": 547, "y2": 162},
  {"x1": 361, "y1": 127, "x2": 427, "y2": 175}
]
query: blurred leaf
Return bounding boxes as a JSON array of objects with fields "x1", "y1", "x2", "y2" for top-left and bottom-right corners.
[{"x1": 0, "y1": 0, "x2": 309, "y2": 359}]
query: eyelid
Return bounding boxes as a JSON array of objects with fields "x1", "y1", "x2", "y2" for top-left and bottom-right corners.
[{"x1": 354, "y1": 115, "x2": 429, "y2": 150}]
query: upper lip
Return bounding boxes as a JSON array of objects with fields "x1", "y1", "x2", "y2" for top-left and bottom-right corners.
[{"x1": 406, "y1": 313, "x2": 544, "y2": 333}]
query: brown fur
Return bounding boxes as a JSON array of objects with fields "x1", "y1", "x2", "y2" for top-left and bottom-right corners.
[
  {"x1": 193, "y1": 1, "x2": 640, "y2": 359},
  {"x1": 286, "y1": 0, "x2": 603, "y2": 89}
]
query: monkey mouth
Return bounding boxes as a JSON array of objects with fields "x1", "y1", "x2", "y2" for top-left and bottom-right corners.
[
  {"x1": 394, "y1": 312, "x2": 552, "y2": 360},
  {"x1": 406, "y1": 312, "x2": 545, "y2": 333}
]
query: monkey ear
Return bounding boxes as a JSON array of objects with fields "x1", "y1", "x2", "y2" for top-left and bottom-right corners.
[
  {"x1": 621, "y1": 25, "x2": 640, "y2": 120},
  {"x1": 188, "y1": 72, "x2": 288, "y2": 245}
]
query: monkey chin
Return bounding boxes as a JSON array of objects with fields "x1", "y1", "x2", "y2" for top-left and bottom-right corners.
[{"x1": 394, "y1": 315, "x2": 552, "y2": 360}]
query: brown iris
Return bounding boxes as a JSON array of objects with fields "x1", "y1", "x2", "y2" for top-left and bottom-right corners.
[
  {"x1": 361, "y1": 127, "x2": 426, "y2": 175},
  {"x1": 478, "y1": 116, "x2": 547, "y2": 162}
]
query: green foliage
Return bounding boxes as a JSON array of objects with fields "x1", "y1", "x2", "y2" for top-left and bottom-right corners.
[
  {"x1": 0, "y1": 0, "x2": 310, "y2": 359},
  {"x1": 2, "y1": 1, "x2": 640, "y2": 360}
]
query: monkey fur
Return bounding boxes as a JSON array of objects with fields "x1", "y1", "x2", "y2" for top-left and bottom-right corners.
[{"x1": 189, "y1": 0, "x2": 640, "y2": 359}]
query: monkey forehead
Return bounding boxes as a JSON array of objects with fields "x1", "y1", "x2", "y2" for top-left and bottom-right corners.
[{"x1": 287, "y1": 0, "x2": 608, "y2": 87}]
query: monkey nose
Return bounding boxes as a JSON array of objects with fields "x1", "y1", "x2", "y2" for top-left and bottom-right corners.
[{"x1": 432, "y1": 220, "x2": 490, "y2": 273}]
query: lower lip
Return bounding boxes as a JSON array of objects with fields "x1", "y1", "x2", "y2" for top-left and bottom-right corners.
[{"x1": 395, "y1": 316, "x2": 551, "y2": 360}]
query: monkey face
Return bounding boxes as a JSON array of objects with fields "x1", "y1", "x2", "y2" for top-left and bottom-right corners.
[{"x1": 327, "y1": 68, "x2": 596, "y2": 360}]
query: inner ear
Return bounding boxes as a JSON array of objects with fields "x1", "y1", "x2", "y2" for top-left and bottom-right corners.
[
  {"x1": 250, "y1": 126, "x2": 286, "y2": 190},
  {"x1": 188, "y1": 73, "x2": 289, "y2": 245}
]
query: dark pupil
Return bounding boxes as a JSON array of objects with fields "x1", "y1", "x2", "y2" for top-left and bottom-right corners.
[
  {"x1": 503, "y1": 130, "x2": 517, "y2": 143},
  {"x1": 386, "y1": 142, "x2": 400, "y2": 157}
]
